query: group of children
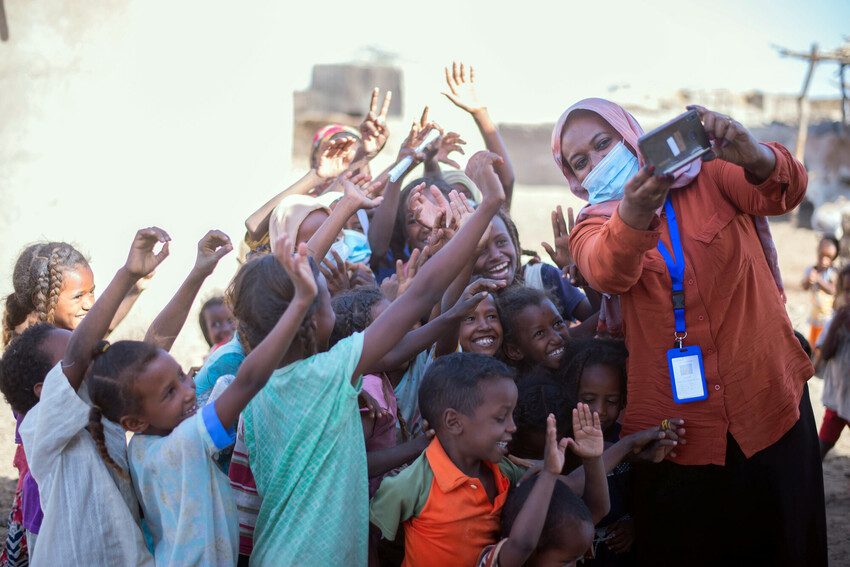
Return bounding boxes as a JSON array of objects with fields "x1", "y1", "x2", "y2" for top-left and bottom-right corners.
[{"x1": 0, "y1": 61, "x2": 707, "y2": 567}]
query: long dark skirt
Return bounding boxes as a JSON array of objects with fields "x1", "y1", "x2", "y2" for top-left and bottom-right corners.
[{"x1": 631, "y1": 384, "x2": 827, "y2": 567}]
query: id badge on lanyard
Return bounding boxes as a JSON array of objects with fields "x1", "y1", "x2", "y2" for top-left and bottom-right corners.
[{"x1": 658, "y1": 196, "x2": 708, "y2": 404}]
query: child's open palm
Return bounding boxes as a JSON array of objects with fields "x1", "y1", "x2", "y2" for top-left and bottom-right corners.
[
  {"x1": 124, "y1": 227, "x2": 171, "y2": 279},
  {"x1": 276, "y1": 238, "x2": 318, "y2": 300},
  {"x1": 410, "y1": 184, "x2": 450, "y2": 229},
  {"x1": 194, "y1": 230, "x2": 233, "y2": 276},
  {"x1": 565, "y1": 403, "x2": 604, "y2": 459},
  {"x1": 541, "y1": 206, "x2": 575, "y2": 271},
  {"x1": 544, "y1": 413, "x2": 571, "y2": 475},
  {"x1": 316, "y1": 137, "x2": 357, "y2": 179},
  {"x1": 442, "y1": 61, "x2": 484, "y2": 115},
  {"x1": 341, "y1": 174, "x2": 383, "y2": 211}
]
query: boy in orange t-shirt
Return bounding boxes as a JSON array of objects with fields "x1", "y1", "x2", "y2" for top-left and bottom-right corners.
[{"x1": 369, "y1": 353, "x2": 609, "y2": 567}]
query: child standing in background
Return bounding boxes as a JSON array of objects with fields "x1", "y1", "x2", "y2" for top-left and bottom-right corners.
[
  {"x1": 816, "y1": 265, "x2": 850, "y2": 460},
  {"x1": 199, "y1": 297, "x2": 235, "y2": 353},
  {"x1": 803, "y1": 236, "x2": 839, "y2": 347}
]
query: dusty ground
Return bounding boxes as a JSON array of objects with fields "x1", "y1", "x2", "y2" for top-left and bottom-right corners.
[{"x1": 0, "y1": 185, "x2": 847, "y2": 561}]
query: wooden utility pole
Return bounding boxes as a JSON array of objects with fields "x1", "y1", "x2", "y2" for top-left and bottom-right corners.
[{"x1": 776, "y1": 40, "x2": 850, "y2": 162}]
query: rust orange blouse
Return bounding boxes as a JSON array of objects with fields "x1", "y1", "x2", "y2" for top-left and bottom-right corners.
[{"x1": 570, "y1": 143, "x2": 814, "y2": 466}]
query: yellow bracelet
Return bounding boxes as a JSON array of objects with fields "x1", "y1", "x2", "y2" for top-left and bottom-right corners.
[{"x1": 661, "y1": 419, "x2": 671, "y2": 431}]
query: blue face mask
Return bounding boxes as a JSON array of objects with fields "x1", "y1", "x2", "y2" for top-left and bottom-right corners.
[
  {"x1": 581, "y1": 141, "x2": 639, "y2": 204},
  {"x1": 342, "y1": 229, "x2": 372, "y2": 264}
]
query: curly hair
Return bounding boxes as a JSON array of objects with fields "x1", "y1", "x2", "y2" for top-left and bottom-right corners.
[
  {"x1": 510, "y1": 368, "x2": 575, "y2": 460},
  {"x1": 227, "y1": 254, "x2": 320, "y2": 356},
  {"x1": 496, "y1": 285, "x2": 557, "y2": 351},
  {"x1": 500, "y1": 474, "x2": 593, "y2": 551},
  {"x1": 86, "y1": 340, "x2": 160, "y2": 478},
  {"x1": 0, "y1": 323, "x2": 62, "y2": 414},
  {"x1": 329, "y1": 287, "x2": 385, "y2": 347},
  {"x1": 4, "y1": 242, "x2": 89, "y2": 345},
  {"x1": 555, "y1": 338, "x2": 628, "y2": 403},
  {"x1": 418, "y1": 353, "x2": 514, "y2": 429}
]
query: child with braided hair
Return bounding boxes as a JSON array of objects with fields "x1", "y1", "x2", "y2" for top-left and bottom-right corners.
[
  {"x1": 1, "y1": 241, "x2": 148, "y2": 563},
  {"x1": 10, "y1": 228, "x2": 172, "y2": 565}
]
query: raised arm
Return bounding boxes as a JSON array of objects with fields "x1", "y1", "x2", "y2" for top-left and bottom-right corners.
[
  {"x1": 370, "y1": 278, "x2": 503, "y2": 372},
  {"x1": 561, "y1": 403, "x2": 609, "y2": 524},
  {"x1": 356, "y1": 151, "x2": 506, "y2": 380},
  {"x1": 63, "y1": 228, "x2": 171, "y2": 390},
  {"x1": 144, "y1": 230, "x2": 233, "y2": 351},
  {"x1": 213, "y1": 237, "x2": 316, "y2": 430},
  {"x1": 443, "y1": 62, "x2": 515, "y2": 206},
  {"x1": 306, "y1": 175, "x2": 383, "y2": 262},
  {"x1": 368, "y1": 109, "x2": 434, "y2": 260},
  {"x1": 244, "y1": 169, "x2": 324, "y2": 242},
  {"x1": 498, "y1": 415, "x2": 565, "y2": 567}
]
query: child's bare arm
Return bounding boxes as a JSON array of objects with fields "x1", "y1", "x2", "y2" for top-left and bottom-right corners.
[
  {"x1": 443, "y1": 62, "x2": 515, "y2": 205},
  {"x1": 145, "y1": 231, "x2": 233, "y2": 351},
  {"x1": 306, "y1": 176, "x2": 383, "y2": 262},
  {"x1": 563, "y1": 403, "x2": 609, "y2": 523},
  {"x1": 368, "y1": 111, "x2": 433, "y2": 259},
  {"x1": 213, "y1": 238, "x2": 315, "y2": 430},
  {"x1": 364, "y1": 418, "x2": 434, "y2": 478},
  {"x1": 561, "y1": 422, "x2": 682, "y2": 493},
  {"x1": 245, "y1": 170, "x2": 324, "y2": 242},
  {"x1": 498, "y1": 414, "x2": 564, "y2": 567},
  {"x1": 370, "y1": 279, "x2": 503, "y2": 372},
  {"x1": 63, "y1": 228, "x2": 171, "y2": 391},
  {"x1": 356, "y1": 152, "x2": 506, "y2": 380}
]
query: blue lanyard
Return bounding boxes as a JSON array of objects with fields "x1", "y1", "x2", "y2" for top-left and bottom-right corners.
[{"x1": 656, "y1": 196, "x2": 686, "y2": 337}]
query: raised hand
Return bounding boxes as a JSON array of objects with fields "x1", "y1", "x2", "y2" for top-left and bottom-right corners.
[
  {"x1": 340, "y1": 173, "x2": 384, "y2": 210},
  {"x1": 465, "y1": 151, "x2": 505, "y2": 206},
  {"x1": 544, "y1": 413, "x2": 571, "y2": 475},
  {"x1": 410, "y1": 184, "x2": 450, "y2": 228},
  {"x1": 541, "y1": 206, "x2": 574, "y2": 271},
  {"x1": 360, "y1": 88, "x2": 392, "y2": 158},
  {"x1": 434, "y1": 132, "x2": 466, "y2": 169},
  {"x1": 687, "y1": 104, "x2": 775, "y2": 179},
  {"x1": 316, "y1": 137, "x2": 357, "y2": 179},
  {"x1": 395, "y1": 247, "x2": 429, "y2": 297},
  {"x1": 565, "y1": 403, "x2": 604, "y2": 459},
  {"x1": 194, "y1": 230, "x2": 233, "y2": 277},
  {"x1": 320, "y1": 250, "x2": 351, "y2": 296},
  {"x1": 446, "y1": 278, "x2": 506, "y2": 318},
  {"x1": 276, "y1": 238, "x2": 318, "y2": 301},
  {"x1": 124, "y1": 227, "x2": 171, "y2": 279},
  {"x1": 401, "y1": 107, "x2": 439, "y2": 152},
  {"x1": 442, "y1": 61, "x2": 484, "y2": 115}
]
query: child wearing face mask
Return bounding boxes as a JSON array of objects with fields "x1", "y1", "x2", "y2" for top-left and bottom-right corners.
[{"x1": 370, "y1": 353, "x2": 610, "y2": 567}]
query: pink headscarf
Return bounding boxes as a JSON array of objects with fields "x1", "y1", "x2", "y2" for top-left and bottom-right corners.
[{"x1": 550, "y1": 98, "x2": 784, "y2": 335}]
